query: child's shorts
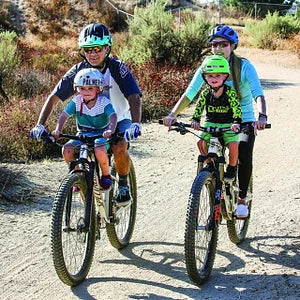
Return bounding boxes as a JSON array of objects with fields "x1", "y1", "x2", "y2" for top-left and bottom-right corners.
[
  {"x1": 64, "y1": 130, "x2": 109, "y2": 151},
  {"x1": 200, "y1": 122, "x2": 239, "y2": 146}
]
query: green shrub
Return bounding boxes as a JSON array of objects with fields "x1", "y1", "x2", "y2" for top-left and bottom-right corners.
[
  {"x1": 120, "y1": 0, "x2": 210, "y2": 66},
  {"x1": 0, "y1": 31, "x2": 20, "y2": 102},
  {"x1": 120, "y1": 0, "x2": 176, "y2": 65},
  {"x1": 245, "y1": 12, "x2": 300, "y2": 49},
  {"x1": 173, "y1": 13, "x2": 211, "y2": 66}
]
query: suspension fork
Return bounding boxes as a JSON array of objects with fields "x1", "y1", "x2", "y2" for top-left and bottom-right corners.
[
  {"x1": 81, "y1": 161, "x2": 95, "y2": 232},
  {"x1": 213, "y1": 162, "x2": 222, "y2": 225},
  {"x1": 64, "y1": 160, "x2": 88, "y2": 230},
  {"x1": 65, "y1": 159, "x2": 95, "y2": 232}
]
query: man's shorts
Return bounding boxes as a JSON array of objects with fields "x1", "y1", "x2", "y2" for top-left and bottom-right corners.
[
  {"x1": 116, "y1": 119, "x2": 131, "y2": 133},
  {"x1": 200, "y1": 122, "x2": 239, "y2": 146}
]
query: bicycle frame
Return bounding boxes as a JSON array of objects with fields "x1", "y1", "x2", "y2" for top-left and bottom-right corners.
[
  {"x1": 198, "y1": 136, "x2": 226, "y2": 227},
  {"x1": 59, "y1": 134, "x2": 119, "y2": 232},
  {"x1": 161, "y1": 120, "x2": 271, "y2": 285}
]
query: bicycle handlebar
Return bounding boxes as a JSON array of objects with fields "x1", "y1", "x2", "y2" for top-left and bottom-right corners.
[
  {"x1": 41, "y1": 132, "x2": 125, "y2": 146},
  {"x1": 158, "y1": 119, "x2": 271, "y2": 134}
]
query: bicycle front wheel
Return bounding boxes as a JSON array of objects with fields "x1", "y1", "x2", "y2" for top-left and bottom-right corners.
[
  {"x1": 51, "y1": 173, "x2": 96, "y2": 286},
  {"x1": 184, "y1": 170, "x2": 218, "y2": 286},
  {"x1": 106, "y1": 160, "x2": 137, "y2": 249},
  {"x1": 227, "y1": 173, "x2": 253, "y2": 244}
]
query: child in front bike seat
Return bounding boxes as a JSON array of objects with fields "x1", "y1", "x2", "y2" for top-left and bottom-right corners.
[
  {"x1": 51, "y1": 68, "x2": 117, "y2": 191},
  {"x1": 191, "y1": 55, "x2": 242, "y2": 181}
]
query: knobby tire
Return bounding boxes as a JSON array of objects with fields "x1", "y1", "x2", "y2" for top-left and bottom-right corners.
[
  {"x1": 51, "y1": 173, "x2": 96, "y2": 286},
  {"x1": 227, "y1": 173, "x2": 253, "y2": 244},
  {"x1": 184, "y1": 170, "x2": 218, "y2": 286},
  {"x1": 106, "y1": 160, "x2": 137, "y2": 249}
]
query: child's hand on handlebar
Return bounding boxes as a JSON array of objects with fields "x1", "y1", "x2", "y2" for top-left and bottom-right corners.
[
  {"x1": 103, "y1": 130, "x2": 113, "y2": 139},
  {"x1": 191, "y1": 121, "x2": 201, "y2": 131},
  {"x1": 231, "y1": 123, "x2": 240, "y2": 133},
  {"x1": 51, "y1": 129, "x2": 61, "y2": 140}
]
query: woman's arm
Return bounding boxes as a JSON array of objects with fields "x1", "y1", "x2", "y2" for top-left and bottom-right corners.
[{"x1": 163, "y1": 66, "x2": 204, "y2": 127}]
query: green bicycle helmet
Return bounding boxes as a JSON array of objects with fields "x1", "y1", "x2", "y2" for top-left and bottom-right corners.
[
  {"x1": 78, "y1": 23, "x2": 112, "y2": 48},
  {"x1": 201, "y1": 55, "x2": 230, "y2": 74}
]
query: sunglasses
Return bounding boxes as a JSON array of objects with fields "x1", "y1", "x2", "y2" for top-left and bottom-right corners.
[
  {"x1": 211, "y1": 41, "x2": 231, "y2": 48},
  {"x1": 83, "y1": 46, "x2": 105, "y2": 54}
]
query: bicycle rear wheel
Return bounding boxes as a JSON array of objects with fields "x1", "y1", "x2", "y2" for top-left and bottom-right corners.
[
  {"x1": 51, "y1": 173, "x2": 96, "y2": 286},
  {"x1": 184, "y1": 170, "x2": 218, "y2": 286},
  {"x1": 106, "y1": 160, "x2": 137, "y2": 249},
  {"x1": 227, "y1": 173, "x2": 253, "y2": 244}
]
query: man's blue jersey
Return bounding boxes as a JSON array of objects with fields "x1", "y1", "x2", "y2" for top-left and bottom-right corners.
[{"x1": 51, "y1": 57, "x2": 142, "y2": 122}]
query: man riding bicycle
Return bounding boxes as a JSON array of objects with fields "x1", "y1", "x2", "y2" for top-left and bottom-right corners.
[{"x1": 30, "y1": 23, "x2": 142, "y2": 206}]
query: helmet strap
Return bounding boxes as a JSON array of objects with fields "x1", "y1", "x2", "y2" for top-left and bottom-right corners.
[{"x1": 80, "y1": 98, "x2": 95, "y2": 116}]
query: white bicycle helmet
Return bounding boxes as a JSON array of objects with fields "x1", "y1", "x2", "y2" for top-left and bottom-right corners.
[{"x1": 74, "y1": 68, "x2": 105, "y2": 91}]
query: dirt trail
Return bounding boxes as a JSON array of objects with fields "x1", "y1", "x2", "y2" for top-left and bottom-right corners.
[{"x1": 0, "y1": 48, "x2": 300, "y2": 300}]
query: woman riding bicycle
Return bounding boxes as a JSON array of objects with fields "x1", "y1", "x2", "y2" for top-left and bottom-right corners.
[
  {"x1": 191, "y1": 55, "x2": 242, "y2": 184},
  {"x1": 163, "y1": 24, "x2": 268, "y2": 218}
]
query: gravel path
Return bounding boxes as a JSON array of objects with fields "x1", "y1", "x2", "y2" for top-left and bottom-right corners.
[{"x1": 0, "y1": 48, "x2": 300, "y2": 299}]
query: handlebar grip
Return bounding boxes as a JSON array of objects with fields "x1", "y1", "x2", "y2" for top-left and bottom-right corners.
[
  {"x1": 41, "y1": 132, "x2": 55, "y2": 143},
  {"x1": 265, "y1": 123, "x2": 271, "y2": 129}
]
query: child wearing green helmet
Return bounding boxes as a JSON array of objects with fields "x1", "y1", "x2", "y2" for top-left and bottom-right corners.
[{"x1": 191, "y1": 55, "x2": 242, "y2": 180}]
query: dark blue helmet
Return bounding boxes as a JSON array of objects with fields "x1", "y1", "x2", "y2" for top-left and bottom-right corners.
[
  {"x1": 208, "y1": 25, "x2": 239, "y2": 48},
  {"x1": 78, "y1": 23, "x2": 112, "y2": 48}
]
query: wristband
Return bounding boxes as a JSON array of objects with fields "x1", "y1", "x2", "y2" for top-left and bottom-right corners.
[{"x1": 258, "y1": 113, "x2": 267, "y2": 120}]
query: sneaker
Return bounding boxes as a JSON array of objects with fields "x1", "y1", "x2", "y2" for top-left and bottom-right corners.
[
  {"x1": 116, "y1": 185, "x2": 131, "y2": 206},
  {"x1": 236, "y1": 204, "x2": 249, "y2": 218},
  {"x1": 224, "y1": 165, "x2": 237, "y2": 181},
  {"x1": 100, "y1": 175, "x2": 112, "y2": 191}
]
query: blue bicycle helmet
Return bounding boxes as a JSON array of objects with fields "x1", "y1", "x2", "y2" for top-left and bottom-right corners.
[
  {"x1": 78, "y1": 23, "x2": 112, "y2": 48},
  {"x1": 208, "y1": 25, "x2": 239, "y2": 48}
]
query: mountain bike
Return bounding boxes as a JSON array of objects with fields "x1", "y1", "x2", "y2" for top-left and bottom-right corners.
[
  {"x1": 40, "y1": 132, "x2": 137, "y2": 286},
  {"x1": 160, "y1": 120, "x2": 270, "y2": 286}
]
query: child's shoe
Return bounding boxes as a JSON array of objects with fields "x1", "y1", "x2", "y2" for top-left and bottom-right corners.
[{"x1": 100, "y1": 175, "x2": 112, "y2": 191}]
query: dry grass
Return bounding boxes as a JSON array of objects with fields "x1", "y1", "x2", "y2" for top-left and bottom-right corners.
[{"x1": 0, "y1": 164, "x2": 33, "y2": 203}]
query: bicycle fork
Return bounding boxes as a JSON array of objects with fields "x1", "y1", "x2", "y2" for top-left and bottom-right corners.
[
  {"x1": 65, "y1": 160, "x2": 95, "y2": 232},
  {"x1": 212, "y1": 168, "x2": 223, "y2": 229}
]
